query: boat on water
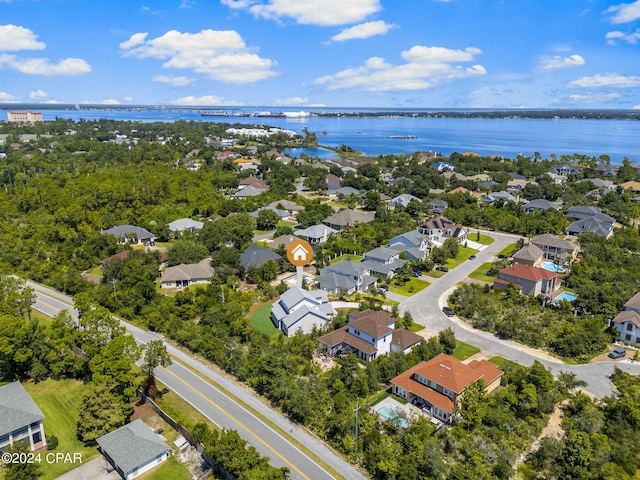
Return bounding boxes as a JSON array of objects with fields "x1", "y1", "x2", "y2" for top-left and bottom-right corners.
[{"x1": 389, "y1": 135, "x2": 418, "y2": 139}]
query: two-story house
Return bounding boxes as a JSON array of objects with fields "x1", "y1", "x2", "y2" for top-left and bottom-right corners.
[
  {"x1": 317, "y1": 260, "x2": 377, "y2": 294},
  {"x1": 271, "y1": 286, "x2": 336, "y2": 337},
  {"x1": 317, "y1": 310, "x2": 423, "y2": 361},
  {"x1": 391, "y1": 353, "x2": 503, "y2": 424},
  {"x1": 361, "y1": 247, "x2": 407, "y2": 279},
  {"x1": 612, "y1": 292, "x2": 640, "y2": 345},
  {"x1": 388, "y1": 230, "x2": 430, "y2": 260},
  {"x1": 493, "y1": 264, "x2": 560, "y2": 296},
  {"x1": 529, "y1": 234, "x2": 578, "y2": 262},
  {"x1": 418, "y1": 216, "x2": 467, "y2": 246}
]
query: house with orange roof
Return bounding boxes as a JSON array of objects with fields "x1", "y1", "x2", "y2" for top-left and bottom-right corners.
[
  {"x1": 390, "y1": 353, "x2": 502, "y2": 423},
  {"x1": 621, "y1": 181, "x2": 640, "y2": 194},
  {"x1": 493, "y1": 263, "x2": 560, "y2": 296}
]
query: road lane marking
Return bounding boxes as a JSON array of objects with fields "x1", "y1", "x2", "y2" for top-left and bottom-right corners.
[{"x1": 163, "y1": 367, "x2": 314, "y2": 480}]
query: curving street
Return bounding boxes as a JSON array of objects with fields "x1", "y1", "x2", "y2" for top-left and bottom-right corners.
[{"x1": 398, "y1": 231, "x2": 640, "y2": 398}]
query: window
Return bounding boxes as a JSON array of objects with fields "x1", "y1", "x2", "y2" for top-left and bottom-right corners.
[
  {"x1": 627, "y1": 323, "x2": 633, "y2": 331},
  {"x1": 626, "y1": 334, "x2": 632, "y2": 341}
]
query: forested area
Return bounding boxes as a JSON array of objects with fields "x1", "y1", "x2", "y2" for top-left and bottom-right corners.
[{"x1": 2, "y1": 119, "x2": 640, "y2": 478}]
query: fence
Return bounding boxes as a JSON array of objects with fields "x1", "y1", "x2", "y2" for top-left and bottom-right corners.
[{"x1": 137, "y1": 389, "x2": 235, "y2": 480}]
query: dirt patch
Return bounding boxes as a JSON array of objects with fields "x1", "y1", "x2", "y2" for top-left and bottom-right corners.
[
  {"x1": 590, "y1": 346, "x2": 637, "y2": 363},
  {"x1": 247, "y1": 298, "x2": 277, "y2": 316},
  {"x1": 314, "y1": 353, "x2": 336, "y2": 372},
  {"x1": 517, "y1": 400, "x2": 567, "y2": 467},
  {"x1": 130, "y1": 402, "x2": 166, "y2": 431}
]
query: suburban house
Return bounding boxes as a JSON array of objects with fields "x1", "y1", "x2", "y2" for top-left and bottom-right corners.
[
  {"x1": 428, "y1": 199, "x2": 448, "y2": 215},
  {"x1": 550, "y1": 164, "x2": 582, "y2": 176},
  {"x1": 160, "y1": 258, "x2": 214, "y2": 289},
  {"x1": 323, "y1": 209, "x2": 375, "y2": 231},
  {"x1": 418, "y1": 216, "x2": 467, "y2": 246},
  {"x1": 595, "y1": 164, "x2": 618, "y2": 177},
  {"x1": 102, "y1": 225, "x2": 155, "y2": 245},
  {"x1": 611, "y1": 292, "x2": 640, "y2": 345},
  {"x1": 250, "y1": 206, "x2": 291, "y2": 221},
  {"x1": 0, "y1": 382, "x2": 47, "y2": 452},
  {"x1": 268, "y1": 199, "x2": 305, "y2": 215},
  {"x1": 295, "y1": 224, "x2": 338, "y2": 244},
  {"x1": 430, "y1": 161, "x2": 455, "y2": 172},
  {"x1": 317, "y1": 309, "x2": 423, "y2": 361},
  {"x1": 97, "y1": 419, "x2": 170, "y2": 480},
  {"x1": 390, "y1": 353, "x2": 503, "y2": 424},
  {"x1": 482, "y1": 191, "x2": 518, "y2": 205},
  {"x1": 231, "y1": 185, "x2": 267, "y2": 199},
  {"x1": 493, "y1": 264, "x2": 560, "y2": 296},
  {"x1": 167, "y1": 218, "x2": 204, "y2": 234},
  {"x1": 361, "y1": 247, "x2": 407, "y2": 279},
  {"x1": 388, "y1": 230, "x2": 430, "y2": 260},
  {"x1": 522, "y1": 199, "x2": 560, "y2": 213},
  {"x1": 240, "y1": 243, "x2": 282, "y2": 270},
  {"x1": 269, "y1": 234, "x2": 302, "y2": 251},
  {"x1": 564, "y1": 206, "x2": 615, "y2": 238},
  {"x1": 271, "y1": 286, "x2": 336, "y2": 336},
  {"x1": 620, "y1": 180, "x2": 640, "y2": 194},
  {"x1": 325, "y1": 173, "x2": 342, "y2": 191},
  {"x1": 529, "y1": 234, "x2": 578, "y2": 262},
  {"x1": 512, "y1": 244, "x2": 544, "y2": 267},
  {"x1": 389, "y1": 194, "x2": 421, "y2": 210},
  {"x1": 330, "y1": 186, "x2": 360, "y2": 198},
  {"x1": 238, "y1": 176, "x2": 269, "y2": 191},
  {"x1": 317, "y1": 260, "x2": 377, "y2": 294}
]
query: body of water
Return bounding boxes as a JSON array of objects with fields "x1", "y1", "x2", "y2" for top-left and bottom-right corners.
[{"x1": 5, "y1": 107, "x2": 640, "y2": 163}]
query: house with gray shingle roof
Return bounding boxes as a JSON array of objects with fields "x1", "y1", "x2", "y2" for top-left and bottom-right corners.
[
  {"x1": 512, "y1": 244, "x2": 544, "y2": 267},
  {"x1": 231, "y1": 185, "x2": 266, "y2": 199},
  {"x1": 167, "y1": 218, "x2": 204, "y2": 234},
  {"x1": 522, "y1": 199, "x2": 560, "y2": 213},
  {"x1": 529, "y1": 234, "x2": 578, "y2": 262},
  {"x1": 318, "y1": 260, "x2": 377, "y2": 294},
  {"x1": 295, "y1": 224, "x2": 337, "y2": 244},
  {"x1": 240, "y1": 244, "x2": 282, "y2": 270},
  {"x1": 250, "y1": 206, "x2": 291, "y2": 221},
  {"x1": 612, "y1": 292, "x2": 640, "y2": 345},
  {"x1": 97, "y1": 419, "x2": 169, "y2": 480},
  {"x1": 271, "y1": 286, "x2": 335, "y2": 337},
  {"x1": 389, "y1": 194, "x2": 421, "y2": 210},
  {"x1": 329, "y1": 186, "x2": 360, "y2": 198},
  {"x1": 361, "y1": 247, "x2": 407, "y2": 279},
  {"x1": 322, "y1": 209, "x2": 375, "y2": 230},
  {"x1": 0, "y1": 382, "x2": 46, "y2": 451},
  {"x1": 102, "y1": 225, "x2": 155, "y2": 245}
]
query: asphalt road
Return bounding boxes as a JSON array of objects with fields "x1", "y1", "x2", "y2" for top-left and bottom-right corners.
[
  {"x1": 27, "y1": 281, "x2": 367, "y2": 480},
  {"x1": 398, "y1": 231, "x2": 640, "y2": 398}
]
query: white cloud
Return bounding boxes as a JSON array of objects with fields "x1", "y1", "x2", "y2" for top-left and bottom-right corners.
[
  {"x1": 540, "y1": 54, "x2": 585, "y2": 71},
  {"x1": 124, "y1": 96, "x2": 134, "y2": 102},
  {"x1": 273, "y1": 96, "x2": 309, "y2": 106},
  {"x1": 569, "y1": 73, "x2": 640, "y2": 88},
  {"x1": 0, "y1": 54, "x2": 91, "y2": 75},
  {"x1": 605, "y1": 29, "x2": 640, "y2": 45},
  {"x1": 171, "y1": 95, "x2": 244, "y2": 106},
  {"x1": 330, "y1": 21, "x2": 395, "y2": 42},
  {"x1": 0, "y1": 91, "x2": 19, "y2": 102},
  {"x1": 152, "y1": 74, "x2": 195, "y2": 86},
  {"x1": 605, "y1": 0, "x2": 640, "y2": 24},
  {"x1": 44, "y1": 99, "x2": 62, "y2": 104},
  {"x1": 29, "y1": 89, "x2": 48, "y2": 99},
  {"x1": 223, "y1": 0, "x2": 382, "y2": 26},
  {"x1": 0, "y1": 25, "x2": 46, "y2": 51},
  {"x1": 568, "y1": 92, "x2": 622, "y2": 103},
  {"x1": 314, "y1": 45, "x2": 486, "y2": 92},
  {"x1": 633, "y1": 104, "x2": 640, "y2": 109},
  {"x1": 102, "y1": 99, "x2": 121, "y2": 105},
  {"x1": 120, "y1": 29, "x2": 277, "y2": 83}
]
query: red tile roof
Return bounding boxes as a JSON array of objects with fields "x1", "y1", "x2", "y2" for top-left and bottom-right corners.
[{"x1": 499, "y1": 263, "x2": 557, "y2": 282}]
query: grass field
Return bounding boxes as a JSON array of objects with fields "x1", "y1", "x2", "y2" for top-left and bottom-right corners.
[
  {"x1": 143, "y1": 456, "x2": 192, "y2": 480},
  {"x1": 444, "y1": 246, "x2": 479, "y2": 269},
  {"x1": 475, "y1": 233, "x2": 496, "y2": 245},
  {"x1": 329, "y1": 253, "x2": 362, "y2": 264},
  {"x1": 22, "y1": 379, "x2": 100, "y2": 480},
  {"x1": 488, "y1": 356, "x2": 518, "y2": 370},
  {"x1": 496, "y1": 242, "x2": 518, "y2": 257},
  {"x1": 249, "y1": 302, "x2": 280, "y2": 337},
  {"x1": 390, "y1": 278, "x2": 429, "y2": 296},
  {"x1": 468, "y1": 262, "x2": 496, "y2": 283},
  {"x1": 407, "y1": 323, "x2": 425, "y2": 333},
  {"x1": 451, "y1": 341, "x2": 481, "y2": 361}
]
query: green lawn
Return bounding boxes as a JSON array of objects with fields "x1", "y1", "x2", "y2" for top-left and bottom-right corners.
[
  {"x1": 390, "y1": 278, "x2": 429, "y2": 296},
  {"x1": 474, "y1": 233, "x2": 496, "y2": 246},
  {"x1": 444, "y1": 246, "x2": 479, "y2": 269},
  {"x1": 329, "y1": 253, "x2": 362, "y2": 264},
  {"x1": 468, "y1": 262, "x2": 496, "y2": 283},
  {"x1": 496, "y1": 242, "x2": 518, "y2": 257},
  {"x1": 140, "y1": 455, "x2": 191, "y2": 480},
  {"x1": 407, "y1": 323, "x2": 425, "y2": 333},
  {"x1": 249, "y1": 302, "x2": 280, "y2": 337},
  {"x1": 22, "y1": 379, "x2": 100, "y2": 480},
  {"x1": 88, "y1": 266, "x2": 103, "y2": 278},
  {"x1": 154, "y1": 382, "x2": 217, "y2": 432},
  {"x1": 488, "y1": 356, "x2": 519, "y2": 370},
  {"x1": 451, "y1": 341, "x2": 481, "y2": 361},
  {"x1": 425, "y1": 270, "x2": 446, "y2": 279}
]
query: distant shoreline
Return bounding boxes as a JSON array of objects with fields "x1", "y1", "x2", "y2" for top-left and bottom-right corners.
[{"x1": 2, "y1": 104, "x2": 640, "y2": 121}]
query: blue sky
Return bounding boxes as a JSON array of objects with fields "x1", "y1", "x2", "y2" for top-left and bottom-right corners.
[{"x1": 1, "y1": 0, "x2": 640, "y2": 108}]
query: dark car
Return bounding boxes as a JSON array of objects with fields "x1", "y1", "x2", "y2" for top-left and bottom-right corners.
[
  {"x1": 469, "y1": 255, "x2": 476, "y2": 260},
  {"x1": 435, "y1": 266, "x2": 449, "y2": 272},
  {"x1": 442, "y1": 306, "x2": 454, "y2": 317},
  {"x1": 608, "y1": 348, "x2": 626, "y2": 359},
  {"x1": 497, "y1": 254, "x2": 508, "y2": 259},
  {"x1": 378, "y1": 284, "x2": 389, "y2": 292},
  {"x1": 413, "y1": 270, "x2": 422, "y2": 277}
]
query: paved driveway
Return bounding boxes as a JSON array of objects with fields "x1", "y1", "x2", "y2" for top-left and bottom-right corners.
[{"x1": 56, "y1": 456, "x2": 120, "y2": 480}]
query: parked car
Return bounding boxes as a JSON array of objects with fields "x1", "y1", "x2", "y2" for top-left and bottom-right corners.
[
  {"x1": 413, "y1": 270, "x2": 422, "y2": 277},
  {"x1": 442, "y1": 306, "x2": 455, "y2": 317},
  {"x1": 378, "y1": 284, "x2": 389, "y2": 292},
  {"x1": 435, "y1": 266, "x2": 449, "y2": 272},
  {"x1": 497, "y1": 254, "x2": 508, "y2": 259},
  {"x1": 608, "y1": 348, "x2": 626, "y2": 359},
  {"x1": 469, "y1": 255, "x2": 476, "y2": 260}
]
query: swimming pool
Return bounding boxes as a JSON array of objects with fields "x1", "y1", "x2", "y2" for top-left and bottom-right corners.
[
  {"x1": 542, "y1": 262, "x2": 564, "y2": 273},
  {"x1": 556, "y1": 292, "x2": 577, "y2": 302},
  {"x1": 377, "y1": 405, "x2": 408, "y2": 428}
]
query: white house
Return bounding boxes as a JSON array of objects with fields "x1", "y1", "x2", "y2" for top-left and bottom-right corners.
[
  {"x1": 97, "y1": 419, "x2": 170, "y2": 480},
  {"x1": 271, "y1": 286, "x2": 336, "y2": 337},
  {"x1": 612, "y1": 292, "x2": 640, "y2": 345},
  {"x1": 0, "y1": 382, "x2": 47, "y2": 452}
]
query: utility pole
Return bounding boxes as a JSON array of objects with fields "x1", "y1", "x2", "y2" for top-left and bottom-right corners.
[
  {"x1": 354, "y1": 402, "x2": 359, "y2": 464},
  {"x1": 111, "y1": 279, "x2": 117, "y2": 307}
]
